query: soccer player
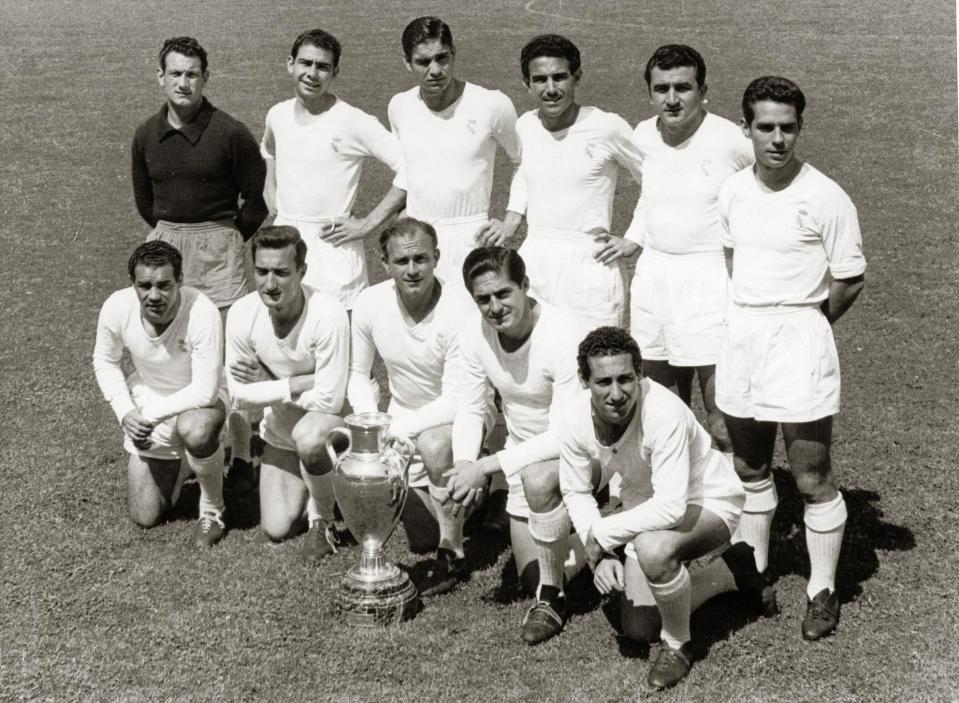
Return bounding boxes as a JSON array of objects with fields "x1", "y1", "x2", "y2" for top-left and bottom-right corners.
[
  {"x1": 444, "y1": 247, "x2": 590, "y2": 644},
  {"x1": 262, "y1": 28, "x2": 406, "y2": 310},
  {"x1": 717, "y1": 76, "x2": 866, "y2": 640},
  {"x1": 388, "y1": 16, "x2": 521, "y2": 287},
  {"x1": 93, "y1": 241, "x2": 228, "y2": 547},
  {"x1": 622, "y1": 45, "x2": 754, "y2": 451},
  {"x1": 557, "y1": 327, "x2": 774, "y2": 689},
  {"x1": 348, "y1": 217, "x2": 476, "y2": 594},
  {"x1": 490, "y1": 34, "x2": 645, "y2": 328},
  {"x1": 225, "y1": 226, "x2": 350, "y2": 560},
  {"x1": 132, "y1": 36, "x2": 267, "y2": 486}
]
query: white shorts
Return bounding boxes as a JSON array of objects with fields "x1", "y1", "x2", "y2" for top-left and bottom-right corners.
[
  {"x1": 148, "y1": 220, "x2": 249, "y2": 308},
  {"x1": 622, "y1": 494, "x2": 744, "y2": 561},
  {"x1": 275, "y1": 215, "x2": 367, "y2": 310},
  {"x1": 259, "y1": 404, "x2": 307, "y2": 454},
  {"x1": 386, "y1": 402, "x2": 430, "y2": 489},
  {"x1": 630, "y1": 249, "x2": 728, "y2": 366},
  {"x1": 716, "y1": 304, "x2": 840, "y2": 423},
  {"x1": 519, "y1": 228, "x2": 626, "y2": 329},
  {"x1": 431, "y1": 214, "x2": 489, "y2": 294},
  {"x1": 124, "y1": 374, "x2": 228, "y2": 460}
]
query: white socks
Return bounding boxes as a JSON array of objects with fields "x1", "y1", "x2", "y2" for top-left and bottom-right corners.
[
  {"x1": 186, "y1": 445, "x2": 225, "y2": 516},
  {"x1": 648, "y1": 566, "x2": 692, "y2": 649},
  {"x1": 300, "y1": 467, "x2": 335, "y2": 524},
  {"x1": 527, "y1": 504, "x2": 571, "y2": 597},
  {"x1": 804, "y1": 492, "x2": 847, "y2": 598},
  {"x1": 429, "y1": 480, "x2": 465, "y2": 557},
  {"x1": 732, "y1": 477, "x2": 778, "y2": 573}
]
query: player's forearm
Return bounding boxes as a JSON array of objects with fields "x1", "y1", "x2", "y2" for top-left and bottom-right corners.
[
  {"x1": 592, "y1": 497, "x2": 686, "y2": 552},
  {"x1": 93, "y1": 361, "x2": 137, "y2": 423},
  {"x1": 391, "y1": 397, "x2": 455, "y2": 438},
  {"x1": 357, "y1": 186, "x2": 407, "y2": 236},
  {"x1": 822, "y1": 274, "x2": 865, "y2": 323},
  {"x1": 562, "y1": 489, "x2": 604, "y2": 541},
  {"x1": 346, "y1": 372, "x2": 379, "y2": 415},
  {"x1": 228, "y1": 376, "x2": 292, "y2": 410},
  {"x1": 141, "y1": 371, "x2": 220, "y2": 425},
  {"x1": 451, "y1": 413, "x2": 485, "y2": 463},
  {"x1": 497, "y1": 430, "x2": 559, "y2": 479}
]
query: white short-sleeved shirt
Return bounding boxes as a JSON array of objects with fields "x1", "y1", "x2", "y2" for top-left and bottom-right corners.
[
  {"x1": 452, "y1": 301, "x2": 589, "y2": 476},
  {"x1": 261, "y1": 97, "x2": 404, "y2": 220},
  {"x1": 507, "y1": 106, "x2": 644, "y2": 235},
  {"x1": 388, "y1": 82, "x2": 520, "y2": 224},
  {"x1": 348, "y1": 279, "x2": 474, "y2": 437},
  {"x1": 225, "y1": 285, "x2": 349, "y2": 415},
  {"x1": 719, "y1": 163, "x2": 866, "y2": 307},
  {"x1": 557, "y1": 378, "x2": 742, "y2": 551},
  {"x1": 625, "y1": 113, "x2": 754, "y2": 255},
  {"x1": 92, "y1": 286, "x2": 223, "y2": 425}
]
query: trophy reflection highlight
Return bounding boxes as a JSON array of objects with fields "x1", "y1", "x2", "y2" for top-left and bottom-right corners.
[{"x1": 325, "y1": 412, "x2": 419, "y2": 625}]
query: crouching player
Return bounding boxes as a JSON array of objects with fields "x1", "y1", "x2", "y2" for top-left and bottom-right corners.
[
  {"x1": 93, "y1": 241, "x2": 228, "y2": 547},
  {"x1": 558, "y1": 328, "x2": 776, "y2": 689},
  {"x1": 225, "y1": 226, "x2": 350, "y2": 560}
]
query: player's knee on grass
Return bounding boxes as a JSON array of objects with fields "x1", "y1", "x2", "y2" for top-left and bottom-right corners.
[
  {"x1": 509, "y1": 517, "x2": 541, "y2": 596},
  {"x1": 621, "y1": 599, "x2": 662, "y2": 643},
  {"x1": 260, "y1": 501, "x2": 302, "y2": 542},
  {"x1": 127, "y1": 456, "x2": 178, "y2": 528},
  {"x1": 416, "y1": 426, "x2": 453, "y2": 485},
  {"x1": 401, "y1": 486, "x2": 440, "y2": 554},
  {"x1": 176, "y1": 407, "x2": 224, "y2": 458},
  {"x1": 292, "y1": 412, "x2": 344, "y2": 474},
  {"x1": 520, "y1": 461, "x2": 563, "y2": 514},
  {"x1": 633, "y1": 532, "x2": 681, "y2": 584}
]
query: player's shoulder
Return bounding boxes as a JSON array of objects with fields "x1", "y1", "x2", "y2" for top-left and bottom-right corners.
[
  {"x1": 265, "y1": 98, "x2": 296, "y2": 120},
  {"x1": 640, "y1": 377, "x2": 691, "y2": 430},
  {"x1": 464, "y1": 81, "x2": 511, "y2": 105},
  {"x1": 352, "y1": 279, "x2": 394, "y2": 311},
  {"x1": 332, "y1": 96, "x2": 373, "y2": 120},
  {"x1": 133, "y1": 110, "x2": 160, "y2": 141},
  {"x1": 101, "y1": 286, "x2": 138, "y2": 316},
  {"x1": 537, "y1": 302, "x2": 589, "y2": 348},
  {"x1": 388, "y1": 86, "x2": 418, "y2": 111},
  {"x1": 719, "y1": 164, "x2": 755, "y2": 197},
  {"x1": 584, "y1": 106, "x2": 631, "y2": 134},
  {"x1": 702, "y1": 111, "x2": 743, "y2": 134},
  {"x1": 555, "y1": 387, "x2": 592, "y2": 431},
  {"x1": 227, "y1": 290, "x2": 262, "y2": 319},
  {"x1": 516, "y1": 109, "x2": 539, "y2": 130},
  {"x1": 799, "y1": 163, "x2": 847, "y2": 195},
  {"x1": 304, "y1": 284, "x2": 349, "y2": 320}
]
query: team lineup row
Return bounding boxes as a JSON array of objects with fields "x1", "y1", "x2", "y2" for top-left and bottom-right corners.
[{"x1": 107, "y1": 17, "x2": 866, "y2": 691}]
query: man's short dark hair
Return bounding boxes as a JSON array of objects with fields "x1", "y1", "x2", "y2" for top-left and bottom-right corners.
[
  {"x1": 128, "y1": 240, "x2": 183, "y2": 281},
  {"x1": 644, "y1": 44, "x2": 706, "y2": 88},
  {"x1": 462, "y1": 246, "x2": 526, "y2": 292},
  {"x1": 159, "y1": 36, "x2": 208, "y2": 74},
  {"x1": 401, "y1": 16, "x2": 454, "y2": 61},
  {"x1": 290, "y1": 28, "x2": 342, "y2": 68},
  {"x1": 577, "y1": 327, "x2": 643, "y2": 381},
  {"x1": 742, "y1": 76, "x2": 806, "y2": 125},
  {"x1": 251, "y1": 225, "x2": 307, "y2": 269},
  {"x1": 379, "y1": 217, "x2": 438, "y2": 257},
  {"x1": 520, "y1": 34, "x2": 581, "y2": 82}
]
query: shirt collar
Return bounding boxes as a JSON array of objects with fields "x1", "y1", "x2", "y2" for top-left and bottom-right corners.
[{"x1": 156, "y1": 97, "x2": 215, "y2": 144}]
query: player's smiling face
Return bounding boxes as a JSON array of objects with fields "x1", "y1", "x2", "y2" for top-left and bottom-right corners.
[
  {"x1": 157, "y1": 52, "x2": 207, "y2": 113},
  {"x1": 469, "y1": 269, "x2": 531, "y2": 338},
  {"x1": 743, "y1": 100, "x2": 802, "y2": 171},
  {"x1": 382, "y1": 229, "x2": 439, "y2": 297},
  {"x1": 287, "y1": 43, "x2": 338, "y2": 106},
  {"x1": 407, "y1": 39, "x2": 455, "y2": 97},
  {"x1": 648, "y1": 64, "x2": 706, "y2": 132},
  {"x1": 585, "y1": 353, "x2": 640, "y2": 426},
  {"x1": 133, "y1": 263, "x2": 181, "y2": 326},
  {"x1": 526, "y1": 55, "x2": 580, "y2": 125},
  {"x1": 254, "y1": 245, "x2": 305, "y2": 312}
]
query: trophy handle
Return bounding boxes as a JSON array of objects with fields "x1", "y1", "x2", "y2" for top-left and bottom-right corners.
[
  {"x1": 383, "y1": 435, "x2": 415, "y2": 480},
  {"x1": 325, "y1": 427, "x2": 352, "y2": 468}
]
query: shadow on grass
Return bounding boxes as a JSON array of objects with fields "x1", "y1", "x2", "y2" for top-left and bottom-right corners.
[{"x1": 768, "y1": 467, "x2": 915, "y2": 602}]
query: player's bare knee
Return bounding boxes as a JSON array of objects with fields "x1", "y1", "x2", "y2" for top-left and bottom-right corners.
[
  {"x1": 416, "y1": 430, "x2": 453, "y2": 474},
  {"x1": 621, "y1": 601, "x2": 662, "y2": 643},
  {"x1": 177, "y1": 419, "x2": 220, "y2": 458},
  {"x1": 793, "y1": 463, "x2": 835, "y2": 503},
  {"x1": 633, "y1": 534, "x2": 678, "y2": 583},
  {"x1": 129, "y1": 502, "x2": 167, "y2": 529},
  {"x1": 521, "y1": 467, "x2": 562, "y2": 513},
  {"x1": 261, "y1": 513, "x2": 298, "y2": 542},
  {"x1": 293, "y1": 414, "x2": 342, "y2": 470}
]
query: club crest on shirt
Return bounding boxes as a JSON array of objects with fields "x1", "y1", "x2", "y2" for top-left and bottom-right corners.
[
  {"x1": 700, "y1": 160, "x2": 712, "y2": 176},
  {"x1": 795, "y1": 207, "x2": 811, "y2": 229},
  {"x1": 465, "y1": 119, "x2": 477, "y2": 135},
  {"x1": 176, "y1": 339, "x2": 190, "y2": 353},
  {"x1": 585, "y1": 142, "x2": 595, "y2": 159},
  {"x1": 330, "y1": 137, "x2": 341, "y2": 153}
]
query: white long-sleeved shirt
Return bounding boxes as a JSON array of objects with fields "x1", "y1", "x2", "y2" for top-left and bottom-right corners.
[
  {"x1": 452, "y1": 301, "x2": 588, "y2": 476},
  {"x1": 261, "y1": 97, "x2": 405, "y2": 220},
  {"x1": 225, "y1": 286, "x2": 349, "y2": 414},
  {"x1": 624, "y1": 113, "x2": 754, "y2": 254},
  {"x1": 92, "y1": 286, "x2": 222, "y2": 425},
  {"x1": 506, "y1": 106, "x2": 644, "y2": 235},
  {"x1": 388, "y1": 82, "x2": 520, "y2": 223},
  {"x1": 348, "y1": 280, "x2": 473, "y2": 437},
  {"x1": 558, "y1": 378, "x2": 743, "y2": 551},
  {"x1": 718, "y1": 162, "x2": 867, "y2": 308}
]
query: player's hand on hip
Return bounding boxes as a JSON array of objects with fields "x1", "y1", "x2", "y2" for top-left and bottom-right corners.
[
  {"x1": 475, "y1": 218, "x2": 516, "y2": 247},
  {"x1": 593, "y1": 232, "x2": 639, "y2": 264},
  {"x1": 321, "y1": 216, "x2": 367, "y2": 246},
  {"x1": 230, "y1": 357, "x2": 265, "y2": 384},
  {"x1": 593, "y1": 555, "x2": 625, "y2": 594},
  {"x1": 122, "y1": 410, "x2": 155, "y2": 445}
]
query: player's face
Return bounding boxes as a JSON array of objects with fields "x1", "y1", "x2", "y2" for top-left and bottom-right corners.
[
  {"x1": 133, "y1": 263, "x2": 181, "y2": 326},
  {"x1": 526, "y1": 56, "x2": 580, "y2": 123},
  {"x1": 253, "y1": 245, "x2": 305, "y2": 311},
  {"x1": 287, "y1": 43, "x2": 339, "y2": 105},
  {"x1": 648, "y1": 64, "x2": 706, "y2": 131},
  {"x1": 407, "y1": 40, "x2": 455, "y2": 97},
  {"x1": 157, "y1": 52, "x2": 207, "y2": 112},
  {"x1": 585, "y1": 353, "x2": 640, "y2": 426},
  {"x1": 743, "y1": 100, "x2": 803, "y2": 171},
  {"x1": 382, "y1": 230, "x2": 439, "y2": 296},
  {"x1": 469, "y1": 269, "x2": 530, "y2": 338}
]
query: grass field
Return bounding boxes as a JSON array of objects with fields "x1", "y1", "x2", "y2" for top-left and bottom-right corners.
[{"x1": 1, "y1": 1, "x2": 957, "y2": 701}]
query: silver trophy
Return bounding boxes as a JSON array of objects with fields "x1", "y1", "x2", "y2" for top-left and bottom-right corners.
[{"x1": 325, "y1": 412, "x2": 419, "y2": 626}]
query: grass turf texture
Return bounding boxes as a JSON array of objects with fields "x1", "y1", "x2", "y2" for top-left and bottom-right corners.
[{"x1": 1, "y1": 0, "x2": 957, "y2": 700}]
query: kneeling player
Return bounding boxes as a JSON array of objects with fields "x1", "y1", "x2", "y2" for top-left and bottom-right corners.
[
  {"x1": 225, "y1": 226, "x2": 350, "y2": 560},
  {"x1": 93, "y1": 241, "x2": 228, "y2": 547},
  {"x1": 558, "y1": 328, "x2": 776, "y2": 689}
]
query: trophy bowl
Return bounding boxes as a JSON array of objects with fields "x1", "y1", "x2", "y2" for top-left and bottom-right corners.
[{"x1": 326, "y1": 412, "x2": 419, "y2": 626}]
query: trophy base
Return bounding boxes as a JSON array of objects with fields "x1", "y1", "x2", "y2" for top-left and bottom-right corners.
[{"x1": 334, "y1": 566, "x2": 419, "y2": 627}]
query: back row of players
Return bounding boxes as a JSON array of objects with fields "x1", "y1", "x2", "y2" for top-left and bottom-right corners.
[{"x1": 98, "y1": 18, "x2": 866, "y2": 690}]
